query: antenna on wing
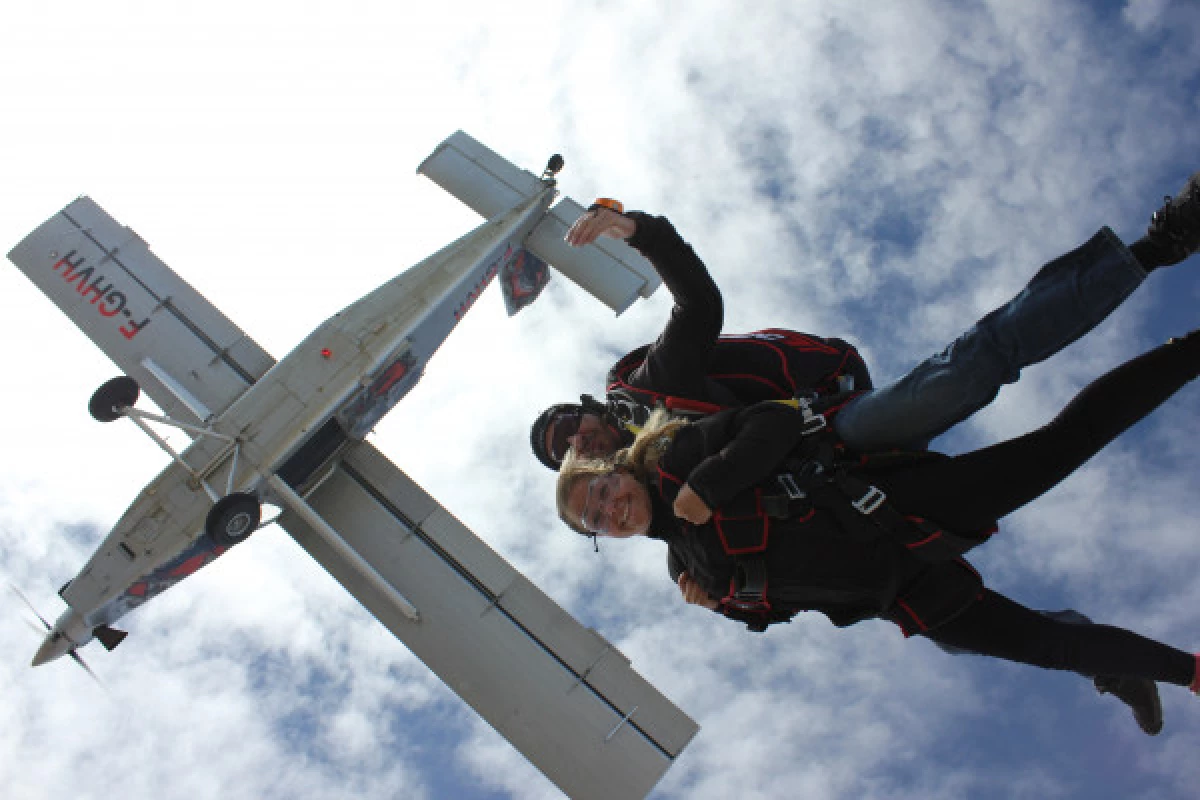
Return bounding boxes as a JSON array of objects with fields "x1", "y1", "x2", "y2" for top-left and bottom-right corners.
[{"x1": 9, "y1": 585, "x2": 106, "y2": 688}]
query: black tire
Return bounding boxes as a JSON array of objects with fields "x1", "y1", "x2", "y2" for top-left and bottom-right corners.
[
  {"x1": 205, "y1": 492, "x2": 261, "y2": 546},
  {"x1": 89, "y1": 376, "x2": 140, "y2": 422}
]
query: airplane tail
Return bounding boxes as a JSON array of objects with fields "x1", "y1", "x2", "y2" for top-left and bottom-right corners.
[{"x1": 418, "y1": 131, "x2": 661, "y2": 315}]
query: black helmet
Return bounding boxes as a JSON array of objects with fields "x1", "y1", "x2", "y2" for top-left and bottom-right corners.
[
  {"x1": 530, "y1": 396, "x2": 616, "y2": 470},
  {"x1": 530, "y1": 403, "x2": 584, "y2": 471}
]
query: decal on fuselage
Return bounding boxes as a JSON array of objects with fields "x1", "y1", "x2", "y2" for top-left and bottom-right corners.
[
  {"x1": 339, "y1": 349, "x2": 421, "y2": 438},
  {"x1": 89, "y1": 535, "x2": 227, "y2": 627},
  {"x1": 452, "y1": 244, "x2": 510, "y2": 321},
  {"x1": 341, "y1": 241, "x2": 521, "y2": 438},
  {"x1": 51, "y1": 249, "x2": 152, "y2": 340}
]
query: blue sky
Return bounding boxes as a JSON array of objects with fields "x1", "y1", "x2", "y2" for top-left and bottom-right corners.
[{"x1": 1, "y1": 1, "x2": 1199, "y2": 798}]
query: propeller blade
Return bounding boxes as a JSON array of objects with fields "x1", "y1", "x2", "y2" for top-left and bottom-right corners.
[
  {"x1": 9, "y1": 584, "x2": 52, "y2": 630},
  {"x1": 68, "y1": 649, "x2": 105, "y2": 689}
]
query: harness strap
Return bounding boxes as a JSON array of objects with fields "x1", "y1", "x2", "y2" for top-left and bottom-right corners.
[
  {"x1": 833, "y1": 473, "x2": 904, "y2": 527},
  {"x1": 721, "y1": 553, "x2": 879, "y2": 632},
  {"x1": 731, "y1": 556, "x2": 769, "y2": 606},
  {"x1": 826, "y1": 471, "x2": 994, "y2": 561},
  {"x1": 761, "y1": 470, "x2": 817, "y2": 519},
  {"x1": 758, "y1": 436, "x2": 839, "y2": 519},
  {"x1": 719, "y1": 555, "x2": 791, "y2": 633}
]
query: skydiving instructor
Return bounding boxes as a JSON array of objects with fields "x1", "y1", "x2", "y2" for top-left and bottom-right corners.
[
  {"x1": 537, "y1": 173, "x2": 1200, "y2": 736},
  {"x1": 538, "y1": 181, "x2": 1197, "y2": 467}
]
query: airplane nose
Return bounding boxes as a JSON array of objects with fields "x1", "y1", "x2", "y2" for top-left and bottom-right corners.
[{"x1": 32, "y1": 633, "x2": 69, "y2": 667}]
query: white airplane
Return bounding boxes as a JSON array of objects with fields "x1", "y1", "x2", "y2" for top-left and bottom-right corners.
[{"x1": 6, "y1": 131, "x2": 697, "y2": 800}]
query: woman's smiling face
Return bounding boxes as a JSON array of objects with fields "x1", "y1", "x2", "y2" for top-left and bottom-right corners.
[{"x1": 565, "y1": 471, "x2": 652, "y2": 538}]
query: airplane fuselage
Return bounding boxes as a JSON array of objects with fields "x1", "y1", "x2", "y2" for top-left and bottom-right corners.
[
  {"x1": 13, "y1": 135, "x2": 695, "y2": 798},
  {"x1": 37, "y1": 187, "x2": 556, "y2": 662}
]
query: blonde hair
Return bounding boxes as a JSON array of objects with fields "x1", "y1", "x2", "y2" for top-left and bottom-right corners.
[
  {"x1": 554, "y1": 408, "x2": 689, "y2": 536},
  {"x1": 619, "y1": 408, "x2": 688, "y2": 481}
]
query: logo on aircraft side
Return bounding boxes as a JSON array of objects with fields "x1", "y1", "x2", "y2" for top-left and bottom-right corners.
[
  {"x1": 451, "y1": 245, "x2": 511, "y2": 321},
  {"x1": 51, "y1": 249, "x2": 152, "y2": 340}
]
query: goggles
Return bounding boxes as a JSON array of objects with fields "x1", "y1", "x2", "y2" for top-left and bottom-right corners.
[
  {"x1": 579, "y1": 474, "x2": 622, "y2": 535},
  {"x1": 548, "y1": 409, "x2": 585, "y2": 464}
]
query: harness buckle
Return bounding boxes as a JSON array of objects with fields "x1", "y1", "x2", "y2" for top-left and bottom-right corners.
[
  {"x1": 731, "y1": 557, "x2": 769, "y2": 606},
  {"x1": 852, "y1": 485, "x2": 887, "y2": 515},
  {"x1": 777, "y1": 473, "x2": 805, "y2": 500},
  {"x1": 791, "y1": 395, "x2": 826, "y2": 435},
  {"x1": 800, "y1": 412, "x2": 827, "y2": 435}
]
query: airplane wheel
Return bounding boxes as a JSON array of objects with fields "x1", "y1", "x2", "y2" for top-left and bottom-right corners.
[
  {"x1": 206, "y1": 493, "x2": 261, "y2": 547},
  {"x1": 89, "y1": 376, "x2": 140, "y2": 422}
]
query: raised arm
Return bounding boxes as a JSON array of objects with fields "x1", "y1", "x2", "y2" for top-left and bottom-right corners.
[
  {"x1": 564, "y1": 204, "x2": 638, "y2": 246},
  {"x1": 568, "y1": 204, "x2": 725, "y2": 399}
]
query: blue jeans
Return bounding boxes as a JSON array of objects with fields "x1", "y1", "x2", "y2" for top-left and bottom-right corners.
[{"x1": 834, "y1": 227, "x2": 1147, "y2": 451}]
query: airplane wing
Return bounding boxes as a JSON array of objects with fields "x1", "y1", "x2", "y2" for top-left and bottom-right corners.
[
  {"x1": 6, "y1": 197, "x2": 274, "y2": 426},
  {"x1": 280, "y1": 441, "x2": 697, "y2": 800}
]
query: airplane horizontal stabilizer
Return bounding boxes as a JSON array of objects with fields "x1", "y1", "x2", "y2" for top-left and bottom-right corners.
[{"x1": 418, "y1": 131, "x2": 662, "y2": 315}]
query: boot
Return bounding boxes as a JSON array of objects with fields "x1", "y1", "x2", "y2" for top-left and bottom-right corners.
[
  {"x1": 1094, "y1": 675, "x2": 1163, "y2": 736},
  {"x1": 1142, "y1": 171, "x2": 1200, "y2": 267}
]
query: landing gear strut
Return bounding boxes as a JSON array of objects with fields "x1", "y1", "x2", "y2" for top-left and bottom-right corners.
[{"x1": 88, "y1": 375, "x2": 262, "y2": 546}]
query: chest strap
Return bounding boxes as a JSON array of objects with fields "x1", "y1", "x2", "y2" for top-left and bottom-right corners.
[
  {"x1": 758, "y1": 435, "x2": 839, "y2": 519},
  {"x1": 756, "y1": 457, "x2": 992, "y2": 562}
]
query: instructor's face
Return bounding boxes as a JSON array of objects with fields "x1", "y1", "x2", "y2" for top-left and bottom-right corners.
[
  {"x1": 546, "y1": 412, "x2": 623, "y2": 463},
  {"x1": 564, "y1": 472, "x2": 652, "y2": 538}
]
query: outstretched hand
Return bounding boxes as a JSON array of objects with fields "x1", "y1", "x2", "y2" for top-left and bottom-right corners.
[
  {"x1": 565, "y1": 206, "x2": 637, "y2": 247},
  {"x1": 677, "y1": 571, "x2": 719, "y2": 610},
  {"x1": 673, "y1": 484, "x2": 713, "y2": 525}
]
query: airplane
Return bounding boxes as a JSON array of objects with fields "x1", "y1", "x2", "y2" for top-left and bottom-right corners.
[{"x1": 5, "y1": 131, "x2": 697, "y2": 800}]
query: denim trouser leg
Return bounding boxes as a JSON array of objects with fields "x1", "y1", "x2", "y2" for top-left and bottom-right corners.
[{"x1": 834, "y1": 227, "x2": 1146, "y2": 452}]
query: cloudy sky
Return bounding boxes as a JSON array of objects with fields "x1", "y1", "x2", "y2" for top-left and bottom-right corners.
[{"x1": 2, "y1": 1, "x2": 1199, "y2": 798}]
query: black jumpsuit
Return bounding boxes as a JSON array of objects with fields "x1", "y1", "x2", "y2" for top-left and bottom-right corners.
[
  {"x1": 607, "y1": 212, "x2": 870, "y2": 418},
  {"x1": 655, "y1": 331, "x2": 1200, "y2": 687}
]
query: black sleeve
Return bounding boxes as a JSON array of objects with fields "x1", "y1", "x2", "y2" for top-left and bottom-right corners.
[
  {"x1": 684, "y1": 403, "x2": 807, "y2": 510},
  {"x1": 620, "y1": 212, "x2": 724, "y2": 398}
]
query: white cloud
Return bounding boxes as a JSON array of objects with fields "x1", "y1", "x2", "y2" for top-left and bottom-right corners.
[
  {"x1": 1123, "y1": 0, "x2": 1172, "y2": 32},
  {"x1": 2, "y1": 1, "x2": 1198, "y2": 798}
]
